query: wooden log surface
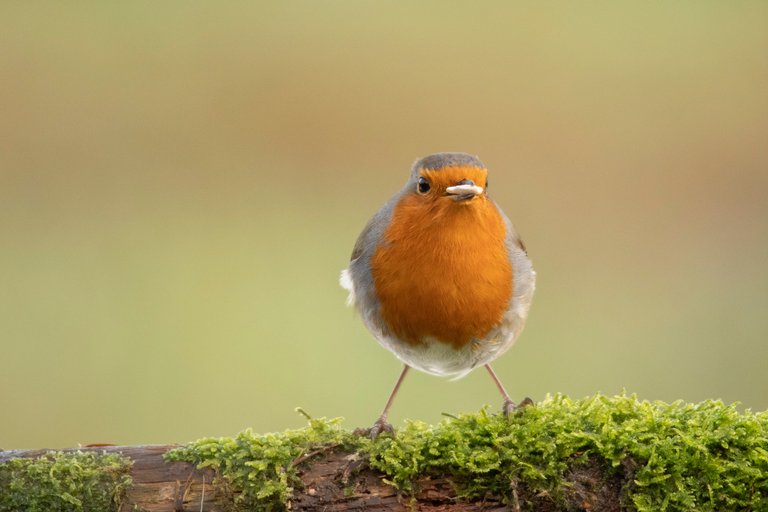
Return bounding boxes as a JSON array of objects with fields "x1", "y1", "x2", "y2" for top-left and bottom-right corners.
[
  {"x1": 1, "y1": 445, "x2": 218, "y2": 512},
  {"x1": 0, "y1": 445, "x2": 521, "y2": 511}
]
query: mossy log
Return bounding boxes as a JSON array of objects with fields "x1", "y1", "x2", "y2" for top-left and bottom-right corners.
[
  {"x1": 0, "y1": 446, "x2": 213, "y2": 512},
  {"x1": 2, "y1": 395, "x2": 767, "y2": 511},
  {"x1": 0, "y1": 443, "x2": 613, "y2": 511}
]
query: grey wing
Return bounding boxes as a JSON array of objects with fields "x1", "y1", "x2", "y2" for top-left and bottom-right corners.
[
  {"x1": 339, "y1": 191, "x2": 404, "y2": 332},
  {"x1": 495, "y1": 201, "x2": 536, "y2": 336}
]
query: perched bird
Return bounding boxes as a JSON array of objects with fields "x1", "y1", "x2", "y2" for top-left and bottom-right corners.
[{"x1": 341, "y1": 153, "x2": 535, "y2": 436}]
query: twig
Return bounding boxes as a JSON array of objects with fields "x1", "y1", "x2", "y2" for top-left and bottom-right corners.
[
  {"x1": 199, "y1": 475, "x2": 205, "y2": 512},
  {"x1": 291, "y1": 443, "x2": 340, "y2": 467}
]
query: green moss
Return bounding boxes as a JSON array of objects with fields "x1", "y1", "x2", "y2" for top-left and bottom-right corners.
[
  {"x1": 165, "y1": 413, "x2": 358, "y2": 511},
  {"x1": 367, "y1": 395, "x2": 768, "y2": 510},
  {"x1": 0, "y1": 450, "x2": 133, "y2": 512},
  {"x1": 166, "y1": 395, "x2": 768, "y2": 511}
]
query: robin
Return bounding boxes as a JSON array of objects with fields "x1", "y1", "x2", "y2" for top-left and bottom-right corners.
[{"x1": 341, "y1": 152, "x2": 536, "y2": 436}]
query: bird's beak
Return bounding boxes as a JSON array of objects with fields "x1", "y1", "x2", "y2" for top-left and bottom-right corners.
[{"x1": 445, "y1": 182, "x2": 483, "y2": 201}]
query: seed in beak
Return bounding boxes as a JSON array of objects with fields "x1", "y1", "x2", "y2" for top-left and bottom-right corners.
[{"x1": 446, "y1": 179, "x2": 484, "y2": 198}]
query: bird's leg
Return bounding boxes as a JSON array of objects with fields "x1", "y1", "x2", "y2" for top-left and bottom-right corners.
[
  {"x1": 485, "y1": 364, "x2": 532, "y2": 416},
  {"x1": 370, "y1": 365, "x2": 410, "y2": 439}
]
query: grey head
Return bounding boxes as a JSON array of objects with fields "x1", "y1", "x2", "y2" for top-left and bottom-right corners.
[{"x1": 410, "y1": 152, "x2": 486, "y2": 180}]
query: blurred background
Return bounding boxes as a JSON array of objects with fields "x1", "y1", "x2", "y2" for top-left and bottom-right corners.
[{"x1": 1, "y1": 3, "x2": 767, "y2": 449}]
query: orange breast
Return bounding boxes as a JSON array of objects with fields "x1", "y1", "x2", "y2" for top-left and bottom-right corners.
[{"x1": 371, "y1": 194, "x2": 513, "y2": 349}]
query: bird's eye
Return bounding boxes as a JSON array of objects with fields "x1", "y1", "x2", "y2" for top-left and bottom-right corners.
[
  {"x1": 417, "y1": 176, "x2": 431, "y2": 194},
  {"x1": 485, "y1": 179, "x2": 489, "y2": 190}
]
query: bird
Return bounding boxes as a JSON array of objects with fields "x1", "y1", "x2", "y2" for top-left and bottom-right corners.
[{"x1": 340, "y1": 152, "x2": 536, "y2": 436}]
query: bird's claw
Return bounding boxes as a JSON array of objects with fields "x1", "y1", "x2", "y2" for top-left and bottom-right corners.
[
  {"x1": 503, "y1": 396, "x2": 534, "y2": 416},
  {"x1": 369, "y1": 418, "x2": 395, "y2": 439}
]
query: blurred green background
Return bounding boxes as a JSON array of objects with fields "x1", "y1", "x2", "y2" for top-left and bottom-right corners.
[{"x1": 1, "y1": 3, "x2": 767, "y2": 449}]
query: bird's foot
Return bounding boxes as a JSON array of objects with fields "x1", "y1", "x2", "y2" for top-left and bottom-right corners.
[
  {"x1": 503, "y1": 397, "x2": 534, "y2": 416},
  {"x1": 368, "y1": 417, "x2": 395, "y2": 439}
]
